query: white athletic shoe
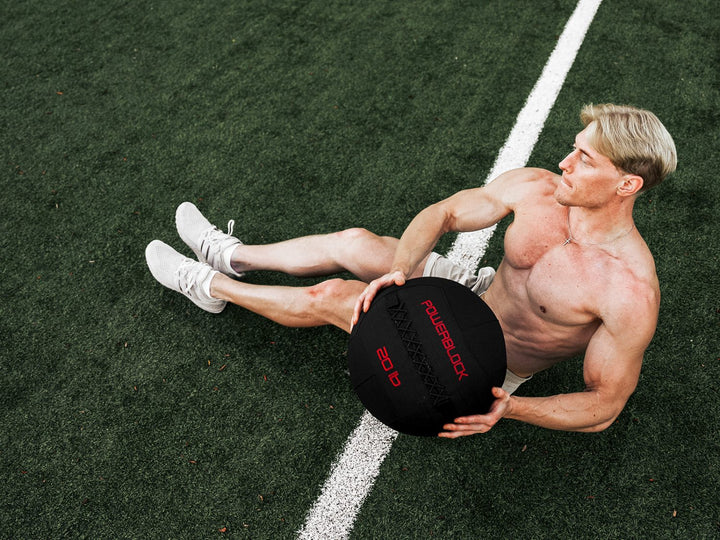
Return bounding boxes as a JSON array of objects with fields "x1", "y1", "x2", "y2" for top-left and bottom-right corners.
[
  {"x1": 145, "y1": 240, "x2": 226, "y2": 314},
  {"x1": 175, "y1": 202, "x2": 244, "y2": 278}
]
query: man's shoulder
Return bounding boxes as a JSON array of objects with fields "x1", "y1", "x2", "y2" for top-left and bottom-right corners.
[
  {"x1": 490, "y1": 168, "x2": 559, "y2": 206},
  {"x1": 496, "y1": 167, "x2": 558, "y2": 185},
  {"x1": 595, "y1": 246, "x2": 660, "y2": 323}
]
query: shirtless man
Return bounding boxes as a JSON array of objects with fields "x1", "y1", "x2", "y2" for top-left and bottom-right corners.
[{"x1": 146, "y1": 104, "x2": 676, "y2": 438}]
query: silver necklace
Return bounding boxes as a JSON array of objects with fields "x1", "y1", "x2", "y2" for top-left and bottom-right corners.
[{"x1": 563, "y1": 212, "x2": 635, "y2": 246}]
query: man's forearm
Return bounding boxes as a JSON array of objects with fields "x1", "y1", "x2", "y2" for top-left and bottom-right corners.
[
  {"x1": 390, "y1": 204, "x2": 450, "y2": 276},
  {"x1": 389, "y1": 182, "x2": 513, "y2": 277},
  {"x1": 505, "y1": 392, "x2": 621, "y2": 433}
]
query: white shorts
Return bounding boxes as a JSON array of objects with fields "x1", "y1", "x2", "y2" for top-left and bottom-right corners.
[
  {"x1": 422, "y1": 252, "x2": 495, "y2": 295},
  {"x1": 500, "y1": 369, "x2": 532, "y2": 395}
]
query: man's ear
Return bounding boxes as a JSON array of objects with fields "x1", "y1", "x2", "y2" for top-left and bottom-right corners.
[{"x1": 618, "y1": 174, "x2": 644, "y2": 196}]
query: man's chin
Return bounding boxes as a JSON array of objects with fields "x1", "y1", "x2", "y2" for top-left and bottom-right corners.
[{"x1": 553, "y1": 190, "x2": 571, "y2": 206}]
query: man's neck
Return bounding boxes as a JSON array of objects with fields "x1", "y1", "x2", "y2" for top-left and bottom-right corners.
[{"x1": 566, "y1": 200, "x2": 636, "y2": 246}]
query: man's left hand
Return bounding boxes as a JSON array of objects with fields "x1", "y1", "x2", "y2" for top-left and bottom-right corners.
[{"x1": 438, "y1": 387, "x2": 511, "y2": 438}]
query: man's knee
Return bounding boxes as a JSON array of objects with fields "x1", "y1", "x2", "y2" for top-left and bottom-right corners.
[
  {"x1": 307, "y1": 278, "x2": 356, "y2": 304},
  {"x1": 334, "y1": 228, "x2": 396, "y2": 260},
  {"x1": 329, "y1": 228, "x2": 383, "y2": 264},
  {"x1": 334, "y1": 227, "x2": 377, "y2": 245},
  {"x1": 306, "y1": 278, "x2": 363, "y2": 330}
]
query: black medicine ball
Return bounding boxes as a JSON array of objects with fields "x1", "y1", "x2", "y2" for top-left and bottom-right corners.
[{"x1": 348, "y1": 277, "x2": 506, "y2": 436}]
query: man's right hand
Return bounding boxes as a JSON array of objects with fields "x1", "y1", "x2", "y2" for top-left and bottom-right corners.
[{"x1": 351, "y1": 270, "x2": 407, "y2": 329}]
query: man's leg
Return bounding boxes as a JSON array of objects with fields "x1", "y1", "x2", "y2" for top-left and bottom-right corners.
[
  {"x1": 229, "y1": 228, "x2": 401, "y2": 282},
  {"x1": 176, "y1": 202, "x2": 405, "y2": 282},
  {"x1": 211, "y1": 274, "x2": 365, "y2": 333},
  {"x1": 146, "y1": 240, "x2": 364, "y2": 332}
]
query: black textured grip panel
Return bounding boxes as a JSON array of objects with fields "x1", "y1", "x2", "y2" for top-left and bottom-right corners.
[{"x1": 387, "y1": 299, "x2": 450, "y2": 406}]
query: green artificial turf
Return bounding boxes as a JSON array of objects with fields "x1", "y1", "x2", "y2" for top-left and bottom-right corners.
[{"x1": 1, "y1": 0, "x2": 718, "y2": 538}]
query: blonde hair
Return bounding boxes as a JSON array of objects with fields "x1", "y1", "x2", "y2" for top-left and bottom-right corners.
[{"x1": 580, "y1": 104, "x2": 677, "y2": 192}]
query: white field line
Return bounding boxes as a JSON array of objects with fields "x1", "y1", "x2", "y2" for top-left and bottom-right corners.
[
  {"x1": 297, "y1": 1, "x2": 602, "y2": 538},
  {"x1": 296, "y1": 412, "x2": 398, "y2": 539},
  {"x1": 447, "y1": 0, "x2": 603, "y2": 270}
]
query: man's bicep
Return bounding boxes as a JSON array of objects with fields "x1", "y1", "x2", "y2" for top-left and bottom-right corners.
[
  {"x1": 441, "y1": 168, "x2": 536, "y2": 232},
  {"x1": 586, "y1": 281, "x2": 658, "y2": 386},
  {"x1": 582, "y1": 310, "x2": 656, "y2": 403}
]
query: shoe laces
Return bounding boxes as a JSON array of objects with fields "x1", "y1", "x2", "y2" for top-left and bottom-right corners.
[
  {"x1": 198, "y1": 220, "x2": 236, "y2": 263},
  {"x1": 175, "y1": 259, "x2": 206, "y2": 298}
]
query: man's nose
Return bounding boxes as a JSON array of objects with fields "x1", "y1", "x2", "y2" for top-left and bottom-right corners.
[{"x1": 559, "y1": 152, "x2": 573, "y2": 171}]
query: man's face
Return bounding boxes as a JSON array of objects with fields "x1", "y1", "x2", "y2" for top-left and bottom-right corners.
[{"x1": 555, "y1": 123, "x2": 626, "y2": 208}]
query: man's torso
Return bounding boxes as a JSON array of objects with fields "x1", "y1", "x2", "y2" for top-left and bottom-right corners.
[{"x1": 482, "y1": 171, "x2": 659, "y2": 376}]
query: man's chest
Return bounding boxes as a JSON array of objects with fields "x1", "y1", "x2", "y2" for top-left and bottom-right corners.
[
  {"x1": 522, "y1": 247, "x2": 601, "y2": 325},
  {"x1": 502, "y1": 213, "x2": 605, "y2": 326}
]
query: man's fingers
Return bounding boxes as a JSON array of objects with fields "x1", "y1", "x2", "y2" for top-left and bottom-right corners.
[
  {"x1": 358, "y1": 286, "x2": 373, "y2": 315},
  {"x1": 438, "y1": 422, "x2": 488, "y2": 438},
  {"x1": 453, "y1": 413, "x2": 493, "y2": 424},
  {"x1": 361, "y1": 289, "x2": 371, "y2": 313},
  {"x1": 438, "y1": 430, "x2": 471, "y2": 439},
  {"x1": 436, "y1": 388, "x2": 511, "y2": 438},
  {"x1": 437, "y1": 411, "x2": 497, "y2": 437},
  {"x1": 363, "y1": 281, "x2": 381, "y2": 311},
  {"x1": 351, "y1": 289, "x2": 370, "y2": 326},
  {"x1": 350, "y1": 271, "x2": 407, "y2": 329},
  {"x1": 351, "y1": 283, "x2": 379, "y2": 328}
]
